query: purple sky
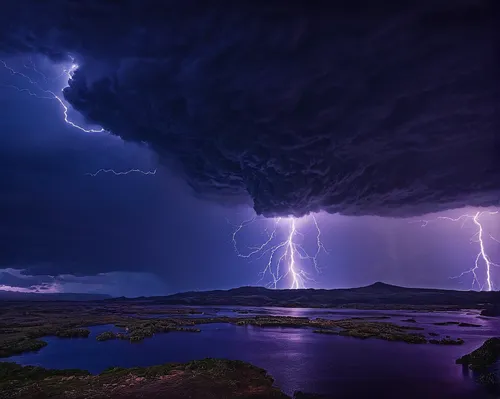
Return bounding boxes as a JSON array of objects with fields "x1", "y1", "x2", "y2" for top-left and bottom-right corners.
[
  {"x1": 0, "y1": 1, "x2": 499, "y2": 297},
  {"x1": 0, "y1": 56, "x2": 498, "y2": 297}
]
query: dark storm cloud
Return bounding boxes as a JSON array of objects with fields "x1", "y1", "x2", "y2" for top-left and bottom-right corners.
[{"x1": 1, "y1": 0, "x2": 499, "y2": 217}]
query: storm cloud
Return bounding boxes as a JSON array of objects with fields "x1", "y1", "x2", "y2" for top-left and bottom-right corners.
[{"x1": 1, "y1": 0, "x2": 499, "y2": 217}]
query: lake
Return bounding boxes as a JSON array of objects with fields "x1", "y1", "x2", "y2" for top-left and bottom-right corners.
[{"x1": 6, "y1": 307, "x2": 500, "y2": 398}]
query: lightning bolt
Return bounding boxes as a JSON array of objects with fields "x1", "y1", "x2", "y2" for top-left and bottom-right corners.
[
  {"x1": 414, "y1": 211, "x2": 500, "y2": 291},
  {"x1": 2, "y1": 57, "x2": 156, "y2": 176},
  {"x1": 0, "y1": 59, "x2": 104, "y2": 133},
  {"x1": 230, "y1": 214, "x2": 328, "y2": 289},
  {"x1": 85, "y1": 168, "x2": 157, "y2": 176}
]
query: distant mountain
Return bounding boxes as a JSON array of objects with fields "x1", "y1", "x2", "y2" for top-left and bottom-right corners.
[
  {"x1": 0, "y1": 291, "x2": 111, "y2": 301},
  {"x1": 6, "y1": 283, "x2": 499, "y2": 308},
  {"x1": 134, "y1": 282, "x2": 500, "y2": 309}
]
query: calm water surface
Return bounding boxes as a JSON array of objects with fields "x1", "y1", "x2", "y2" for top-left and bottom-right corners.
[{"x1": 7, "y1": 308, "x2": 500, "y2": 398}]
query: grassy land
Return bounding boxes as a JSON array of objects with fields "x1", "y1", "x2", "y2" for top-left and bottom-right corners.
[
  {"x1": 0, "y1": 300, "x2": 492, "y2": 398},
  {"x1": 456, "y1": 338, "x2": 500, "y2": 371},
  {"x1": 0, "y1": 301, "x2": 472, "y2": 358},
  {"x1": 0, "y1": 359, "x2": 290, "y2": 399},
  {"x1": 456, "y1": 338, "x2": 500, "y2": 389}
]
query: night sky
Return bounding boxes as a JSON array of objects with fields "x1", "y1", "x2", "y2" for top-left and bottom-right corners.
[{"x1": 0, "y1": 1, "x2": 499, "y2": 296}]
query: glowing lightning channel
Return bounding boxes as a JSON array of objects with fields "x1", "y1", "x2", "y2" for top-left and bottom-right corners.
[
  {"x1": 414, "y1": 211, "x2": 500, "y2": 291},
  {"x1": 473, "y1": 211, "x2": 499, "y2": 292},
  {"x1": 2, "y1": 58, "x2": 156, "y2": 177},
  {"x1": 0, "y1": 59, "x2": 104, "y2": 133},
  {"x1": 284, "y1": 218, "x2": 301, "y2": 289},
  {"x1": 230, "y1": 214, "x2": 328, "y2": 289},
  {"x1": 85, "y1": 168, "x2": 157, "y2": 177}
]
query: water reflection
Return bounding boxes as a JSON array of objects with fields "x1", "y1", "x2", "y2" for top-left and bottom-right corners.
[{"x1": 6, "y1": 309, "x2": 499, "y2": 399}]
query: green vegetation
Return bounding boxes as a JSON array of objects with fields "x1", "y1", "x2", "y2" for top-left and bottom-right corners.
[
  {"x1": 95, "y1": 323, "x2": 201, "y2": 343},
  {"x1": 311, "y1": 319, "x2": 427, "y2": 343},
  {"x1": 330, "y1": 319, "x2": 427, "y2": 343},
  {"x1": 0, "y1": 359, "x2": 289, "y2": 398},
  {"x1": 0, "y1": 362, "x2": 89, "y2": 395},
  {"x1": 456, "y1": 338, "x2": 500, "y2": 388},
  {"x1": 456, "y1": 338, "x2": 500, "y2": 371},
  {"x1": 96, "y1": 331, "x2": 117, "y2": 341},
  {"x1": 0, "y1": 339, "x2": 47, "y2": 357},
  {"x1": 0, "y1": 302, "x2": 472, "y2": 356},
  {"x1": 233, "y1": 315, "x2": 467, "y2": 345},
  {"x1": 125, "y1": 321, "x2": 201, "y2": 342},
  {"x1": 235, "y1": 316, "x2": 310, "y2": 328},
  {"x1": 0, "y1": 301, "x2": 212, "y2": 357},
  {"x1": 0, "y1": 300, "x2": 491, "y2": 397}
]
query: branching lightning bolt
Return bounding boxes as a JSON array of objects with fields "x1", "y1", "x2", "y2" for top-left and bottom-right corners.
[
  {"x1": 85, "y1": 168, "x2": 157, "y2": 177},
  {"x1": 0, "y1": 59, "x2": 104, "y2": 133},
  {"x1": 1, "y1": 57, "x2": 156, "y2": 176},
  {"x1": 230, "y1": 214, "x2": 328, "y2": 289},
  {"x1": 414, "y1": 211, "x2": 500, "y2": 291}
]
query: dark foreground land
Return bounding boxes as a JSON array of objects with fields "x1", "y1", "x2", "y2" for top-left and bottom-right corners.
[
  {"x1": 3, "y1": 344, "x2": 500, "y2": 399},
  {"x1": 1, "y1": 283, "x2": 500, "y2": 397},
  {"x1": 0, "y1": 359, "x2": 290, "y2": 399},
  {"x1": 457, "y1": 338, "x2": 500, "y2": 390}
]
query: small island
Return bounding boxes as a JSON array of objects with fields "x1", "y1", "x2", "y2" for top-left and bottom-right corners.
[
  {"x1": 0, "y1": 300, "x2": 472, "y2": 359},
  {"x1": 480, "y1": 306, "x2": 500, "y2": 317},
  {"x1": 433, "y1": 321, "x2": 481, "y2": 327}
]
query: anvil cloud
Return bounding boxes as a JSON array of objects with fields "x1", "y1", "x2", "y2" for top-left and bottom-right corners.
[{"x1": 1, "y1": 0, "x2": 499, "y2": 217}]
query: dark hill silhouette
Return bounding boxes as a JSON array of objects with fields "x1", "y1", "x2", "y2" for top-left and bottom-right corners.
[{"x1": 126, "y1": 283, "x2": 500, "y2": 309}]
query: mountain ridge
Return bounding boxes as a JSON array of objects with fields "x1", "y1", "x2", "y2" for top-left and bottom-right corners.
[{"x1": 115, "y1": 282, "x2": 500, "y2": 309}]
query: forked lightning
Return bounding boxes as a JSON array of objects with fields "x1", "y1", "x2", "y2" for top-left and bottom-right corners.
[
  {"x1": 414, "y1": 211, "x2": 500, "y2": 291},
  {"x1": 1, "y1": 58, "x2": 155, "y2": 176},
  {"x1": 231, "y1": 214, "x2": 327, "y2": 289}
]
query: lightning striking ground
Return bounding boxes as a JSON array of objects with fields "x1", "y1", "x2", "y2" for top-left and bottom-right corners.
[
  {"x1": 230, "y1": 214, "x2": 328, "y2": 289},
  {"x1": 414, "y1": 211, "x2": 500, "y2": 291},
  {"x1": 85, "y1": 168, "x2": 157, "y2": 176}
]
